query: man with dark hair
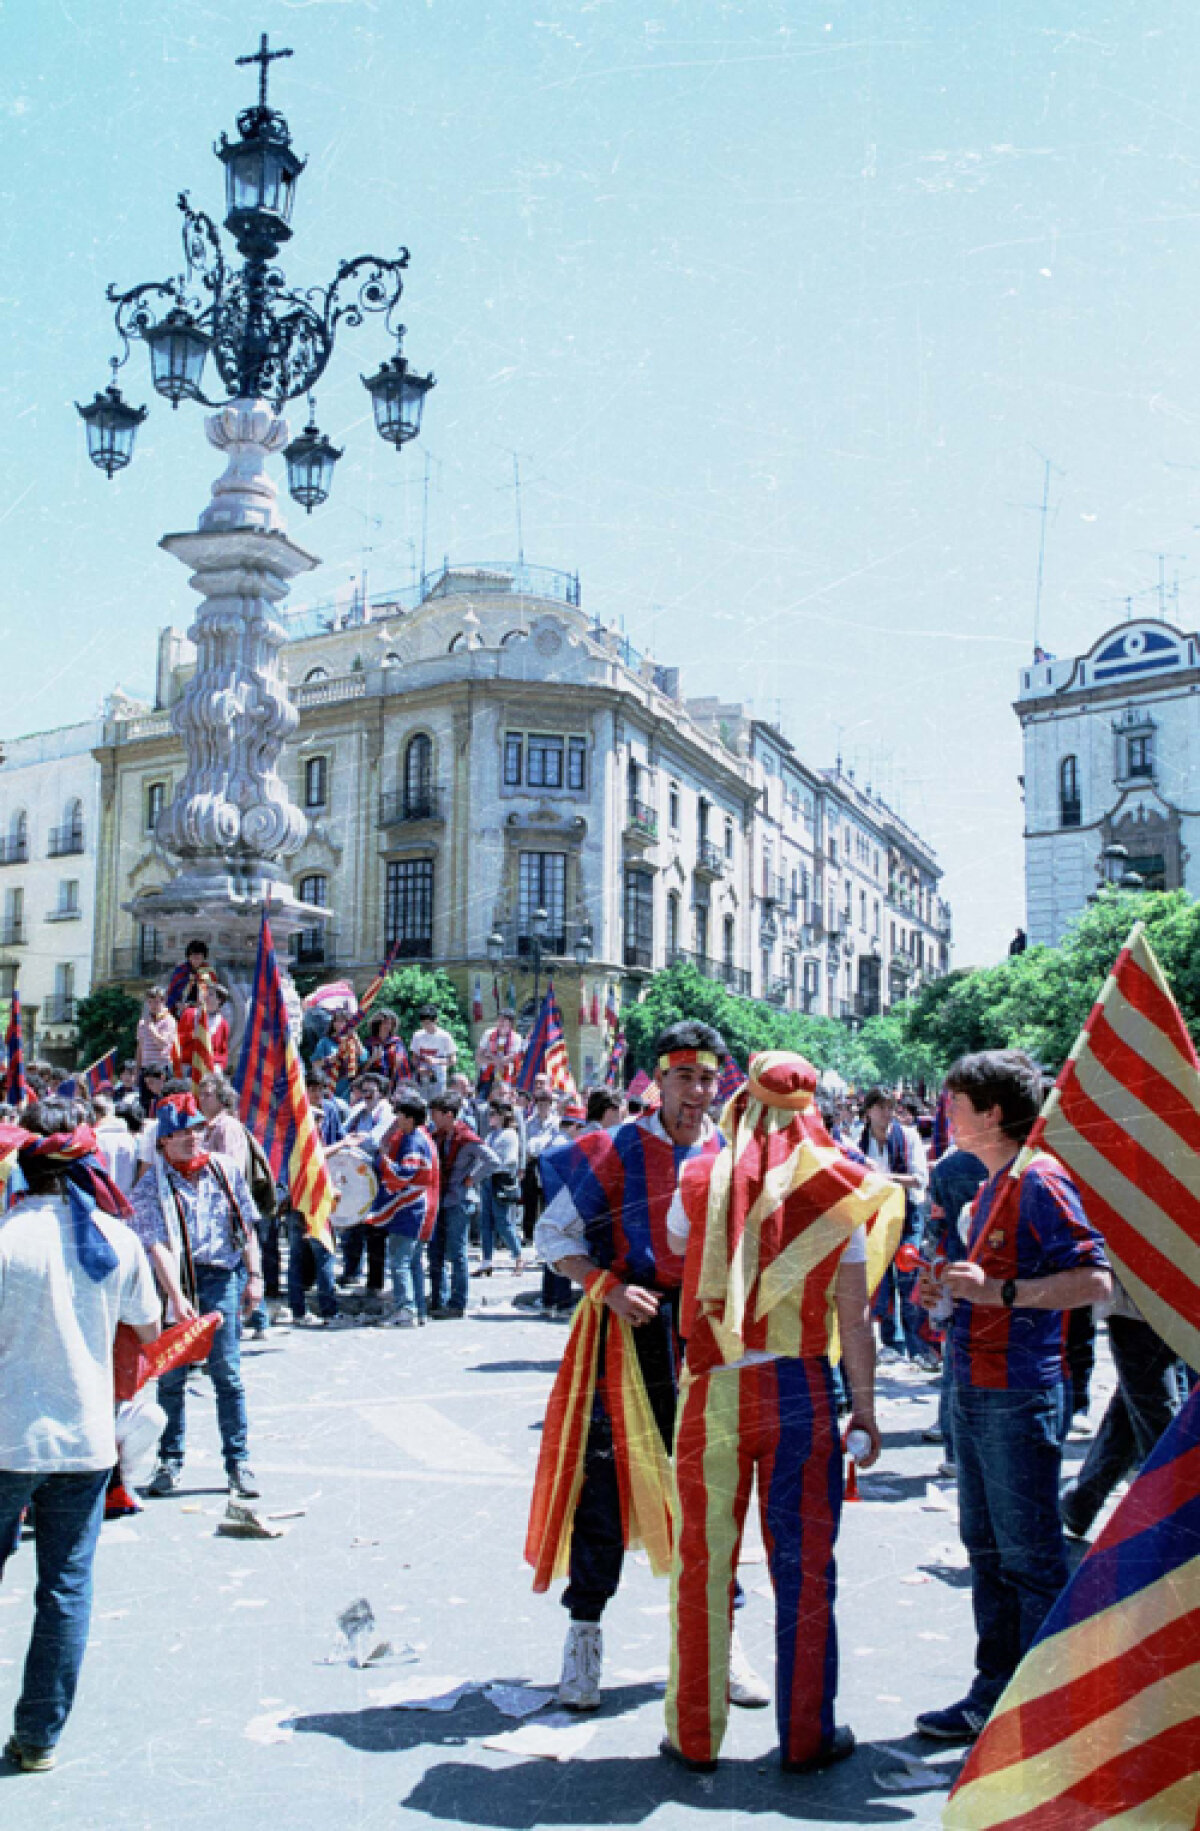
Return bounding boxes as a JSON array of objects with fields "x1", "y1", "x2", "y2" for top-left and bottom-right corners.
[
  {"x1": 858, "y1": 1087, "x2": 928, "y2": 1362},
  {"x1": 427, "y1": 1092, "x2": 497, "y2": 1318},
  {"x1": 531, "y1": 1020, "x2": 766, "y2": 1714},
  {"x1": 368, "y1": 1090, "x2": 440, "y2": 1327},
  {"x1": 915, "y1": 1049, "x2": 1111, "y2": 1745},
  {"x1": 0, "y1": 1102, "x2": 161, "y2": 1771},
  {"x1": 411, "y1": 1004, "x2": 457, "y2": 1094},
  {"x1": 166, "y1": 938, "x2": 210, "y2": 1017}
]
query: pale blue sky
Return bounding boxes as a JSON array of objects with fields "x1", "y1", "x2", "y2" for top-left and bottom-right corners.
[{"x1": 3, "y1": 1, "x2": 1200, "y2": 964}]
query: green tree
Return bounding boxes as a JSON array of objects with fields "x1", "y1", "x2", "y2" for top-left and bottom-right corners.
[
  {"x1": 74, "y1": 985, "x2": 141, "y2": 1072},
  {"x1": 371, "y1": 964, "x2": 473, "y2": 1065}
]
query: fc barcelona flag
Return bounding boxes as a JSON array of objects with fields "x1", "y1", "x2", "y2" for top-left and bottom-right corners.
[
  {"x1": 4, "y1": 988, "x2": 26, "y2": 1107},
  {"x1": 944, "y1": 1382, "x2": 1200, "y2": 1829},
  {"x1": 515, "y1": 982, "x2": 577, "y2": 1097},
  {"x1": 714, "y1": 1053, "x2": 746, "y2": 1107},
  {"x1": 605, "y1": 1030, "x2": 627, "y2": 1089},
  {"x1": 235, "y1": 914, "x2": 335, "y2": 1248},
  {"x1": 83, "y1": 1049, "x2": 118, "y2": 1098},
  {"x1": 1033, "y1": 922, "x2": 1200, "y2": 1373}
]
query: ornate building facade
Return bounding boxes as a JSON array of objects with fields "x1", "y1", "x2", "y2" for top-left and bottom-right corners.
[{"x1": 1016, "y1": 618, "x2": 1200, "y2": 945}]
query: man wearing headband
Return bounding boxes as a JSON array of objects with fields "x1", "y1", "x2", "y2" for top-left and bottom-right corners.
[
  {"x1": 129, "y1": 1093, "x2": 264, "y2": 1501},
  {"x1": 0, "y1": 1101, "x2": 161, "y2": 1771},
  {"x1": 530, "y1": 1021, "x2": 766, "y2": 1714},
  {"x1": 660, "y1": 1052, "x2": 904, "y2": 1776}
]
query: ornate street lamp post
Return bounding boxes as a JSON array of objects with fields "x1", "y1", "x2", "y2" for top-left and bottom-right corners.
[{"x1": 80, "y1": 36, "x2": 435, "y2": 1041}]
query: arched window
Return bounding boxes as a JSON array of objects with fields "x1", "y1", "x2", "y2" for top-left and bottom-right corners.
[
  {"x1": 303, "y1": 666, "x2": 329, "y2": 684},
  {"x1": 1059, "y1": 755, "x2": 1081, "y2": 828},
  {"x1": 404, "y1": 733, "x2": 434, "y2": 818},
  {"x1": 5, "y1": 810, "x2": 27, "y2": 865},
  {"x1": 383, "y1": 652, "x2": 403, "y2": 668}
]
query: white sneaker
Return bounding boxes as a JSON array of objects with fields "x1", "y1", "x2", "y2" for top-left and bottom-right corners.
[
  {"x1": 386, "y1": 1308, "x2": 417, "y2": 1329},
  {"x1": 557, "y1": 1622, "x2": 603, "y2": 1712},
  {"x1": 728, "y1": 1627, "x2": 770, "y2": 1709}
]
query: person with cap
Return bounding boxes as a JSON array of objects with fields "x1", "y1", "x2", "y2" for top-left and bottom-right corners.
[
  {"x1": 659, "y1": 1052, "x2": 903, "y2": 1776},
  {"x1": 0, "y1": 1100, "x2": 161, "y2": 1772},
  {"x1": 528, "y1": 1021, "x2": 768, "y2": 1716},
  {"x1": 128, "y1": 1093, "x2": 263, "y2": 1500}
]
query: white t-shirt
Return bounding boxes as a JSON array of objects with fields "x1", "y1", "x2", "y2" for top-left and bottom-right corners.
[
  {"x1": 411, "y1": 1026, "x2": 456, "y2": 1080},
  {"x1": 93, "y1": 1118, "x2": 140, "y2": 1198},
  {"x1": 0, "y1": 1196, "x2": 160, "y2": 1472}
]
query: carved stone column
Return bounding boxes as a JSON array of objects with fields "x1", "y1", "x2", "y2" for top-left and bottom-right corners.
[{"x1": 128, "y1": 399, "x2": 326, "y2": 1047}]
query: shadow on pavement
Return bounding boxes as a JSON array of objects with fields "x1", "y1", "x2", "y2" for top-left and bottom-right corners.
[
  {"x1": 402, "y1": 1749, "x2": 920, "y2": 1827},
  {"x1": 291, "y1": 1682, "x2": 662, "y2": 1757},
  {"x1": 468, "y1": 1360, "x2": 563, "y2": 1375}
]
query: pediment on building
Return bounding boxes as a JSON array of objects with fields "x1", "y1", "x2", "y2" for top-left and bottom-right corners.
[
  {"x1": 1108, "y1": 792, "x2": 1178, "y2": 838},
  {"x1": 294, "y1": 825, "x2": 344, "y2": 869},
  {"x1": 1073, "y1": 620, "x2": 1195, "y2": 691},
  {"x1": 128, "y1": 847, "x2": 171, "y2": 887}
]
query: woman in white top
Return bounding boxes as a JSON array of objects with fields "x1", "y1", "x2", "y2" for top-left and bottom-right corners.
[{"x1": 476, "y1": 1097, "x2": 526, "y2": 1275}]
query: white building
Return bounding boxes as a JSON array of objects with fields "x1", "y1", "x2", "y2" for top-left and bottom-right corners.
[
  {"x1": 1016, "y1": 618, "x2": 1200, "y2": 945},
  {"x1": 0, "y1": 718, "x2": 105, "y2": 1060}
]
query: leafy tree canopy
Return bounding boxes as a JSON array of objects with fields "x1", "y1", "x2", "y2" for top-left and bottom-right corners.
[
  {"x1": 371, "y1": 964, "x2": 473, "y2": 1063},
  {"x1": 74, "y1": 985, "x2": 142, "y2": 1071},
  {"x1": 906, "y1": 888, "x2": 1200, "y2": 1074}
]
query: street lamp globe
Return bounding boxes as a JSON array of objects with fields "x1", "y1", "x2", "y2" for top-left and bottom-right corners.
[
  {"x1": 217, "y1": 106, "x2": 305, "y2": 255},
  {"x1": 486, "y1": 928, "x2": 505, "y2": 966},
  {"x1": 532, "y1": 907, "x2": 550, "y2": 941},
  {"x1": 76, "y1": 371, "x2": 148, "y2": 478},
  {"x1": 144, "y1": 308, "x2": 212, "y2": 407},
  {"x1": 283, "y1": 405, "x2": 343, "y2": 513},
  {"x1": 1101, "y1": 842, "x2": 1130, "y2": 887},
  {"x1": 362, "y1": 329, "x2": 435, "y2": 449},
  {"x1": 574, "y1": 928, "x2": 593, "y2": 969}
]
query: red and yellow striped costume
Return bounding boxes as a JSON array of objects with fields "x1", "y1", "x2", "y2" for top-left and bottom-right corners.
[{"x1": 665, "y1": 1052, "x2": 902, "y2": 1766}]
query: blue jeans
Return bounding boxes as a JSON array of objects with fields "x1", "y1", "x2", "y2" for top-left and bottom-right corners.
[
  {"x1": 480, "y1": 1183, "x2": 523, "y2": 1266},
  {"x1": 1068, "y1": 1316, "x2": 1181, "y2": 1531},
  {"x1": 288, "y1": 1213, "x2": 338, "y2": 1320},
  {"x1": 158, "y1": 1263, "x2": 248, "y2": 1470},
  {"x1": 386, "y1": 1233, "x2": 427, "y2": 1318},
  {"x1": 951, "y1": 1382, "x2": 1070, "y2": 1713},
  {"x1": 428, "y1": 1202, "x2": 472, "y2": 1313},
  {"x1": 0, "y1": 1469, "x2": 109, "y2": 1750}
]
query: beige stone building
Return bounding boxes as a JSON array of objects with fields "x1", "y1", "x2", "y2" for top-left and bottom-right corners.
[{"x1": 91, "y1": 564, "x2": 758, "y2": 1075}]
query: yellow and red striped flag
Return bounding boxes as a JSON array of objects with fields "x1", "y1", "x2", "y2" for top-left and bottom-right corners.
[
  {"x1": 1032, "y1": 921, "x2": 1200, "y2": 1373},
  {"x1": 943, "y1": 1381, "x2": 1200, "y2": 1829},
  {"x1": 234, "y1": 914, "x2": 335, "y2": 1249}
]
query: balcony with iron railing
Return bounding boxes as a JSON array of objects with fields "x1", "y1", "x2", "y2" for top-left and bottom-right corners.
[
  {"x1": 0, "y1": 837, "x2": 28, "y2": 866},
  {"x1": 111, "y1": 941, "x2": 167, "y2": 981},
  {"x1": 0, "y1": 920, "x2": 26, "y2": 947},
  {"x1": 281, "y1": 559, "x2": 583, "y2": 643},
  {"x1": 48, "y1": 826, "x2": 84, "y2": 858},
  {"x1": 378, "y1": 786, "x2": 446, "y2": 828},
  {"x1": 623, "y1": 800, "x2": 658, "y2": 845},
  {"x1": 667, "y1": 948, "x2": 752, "y2": 997},
  {"x1": 695, "y1": 840, "x2": 727, "y2": 879},
  {"x1": 766, "y1": 976, "x2": 791, "y2": 1006},
  {"x1": 42, "y1": 995, "x2": 77, "y2": 1026}
]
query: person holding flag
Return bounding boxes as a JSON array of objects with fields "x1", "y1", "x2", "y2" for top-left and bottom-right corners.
[
  {"x1": 173, "y1": 980, "x2": 230, "y2": 1086},
  {"x1": 914, "y1": 1049, "x2": 1111, "y2": 1745},
  {"x1": 365, "y1": 1008, "x2": 411, "y2": 1095},
  {"x1": 528, "y1": 1021, "x2": 768, "y2": 1716},
  {"x1": 660, "y1": 1052, "x2": 903, "y2": 1775}
]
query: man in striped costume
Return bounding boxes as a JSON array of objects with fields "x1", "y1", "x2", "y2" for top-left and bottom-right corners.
[
  {"x1": 661, "y1": 1052, "x2": 903, "y2": 1775},
  {"x1": 532, "y1": 1021, "x2": 769, "y2": 1713}
]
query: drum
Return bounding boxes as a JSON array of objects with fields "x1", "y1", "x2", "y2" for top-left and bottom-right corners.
[{"x1": 327, "y1": 1150, "x2": 379, "y2": 1229}]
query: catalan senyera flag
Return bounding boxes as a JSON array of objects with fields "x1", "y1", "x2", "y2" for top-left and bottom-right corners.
[
  {"x1": 234, "y1": 914, "x2": 335, "y2": 1249},
  {"x1": 515, "y1": 981, "x2": 577, "y2": 1098},
  {"x1": 358, "y1": 940, "x2": 402, "y2": 1019},
  {"x1": 4, "y1": 989, "x2": 27, "y2": 1107},
  {"x1": 943, "y1": 1381, "x2": 1200, "y2": 1831},
  {"x1": 1033, "y1": 921, "x2": 1200, "y2": 1374}
]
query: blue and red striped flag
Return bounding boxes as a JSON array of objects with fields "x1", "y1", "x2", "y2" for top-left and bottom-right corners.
[
  {"x1": 82, "y1": 1048, "x2": 118, "y2": 1098},
  {"x1": 944, "y1": 1380, "x2": 1200, "y2": 1829},
  {"x1": 358, "y1": 939, "x2": 402, "y2": 1019},
  {"x1": 715, "y1": 1053, "x2": 747, "y2": 1107},
  {"x1": 4, "y1": 989, "x2": 27, "y2": 1107},
  {"x1": 234, "y1": 915, "x2": 335, "y2": 1248},
  {"x1": 605, "y1": 1030, "x2": 627, "y2": 1089},
  {"x1": 604, "y1": 981, "x2": 620, "y2": 1031},
  {"x1": 516, "y1": 982, "x2": 577, "y2": 1097}
]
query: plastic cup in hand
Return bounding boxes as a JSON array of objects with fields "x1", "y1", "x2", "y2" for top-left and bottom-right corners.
[{"x1": 845, "y1": 1428, "x2": 872, "y2": 1464}]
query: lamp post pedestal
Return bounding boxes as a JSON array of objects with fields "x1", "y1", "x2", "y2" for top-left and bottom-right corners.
[{"x1": 128, "y1": 399, "x2": 325, "y2": 1050}]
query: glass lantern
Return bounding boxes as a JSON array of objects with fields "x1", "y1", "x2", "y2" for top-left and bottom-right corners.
[
  {"x1": 144, "y1": 309, "x2": 211, "y2": 407},
  {"x1": 283, "y1": 408, "x2": 343, "y2": 513},
  {"x1": 362, "y1": 329, "x2": 435, "y2": 449},
  {"x1": 76, "y1": 374, "x2": 148, "y2": 478}
]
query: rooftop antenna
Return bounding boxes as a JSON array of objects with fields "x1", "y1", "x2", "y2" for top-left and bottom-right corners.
[
  {"x1": 1029, "y1": 450, "x2": 1065, "y2": 653},
  {"x1": 419, "y1": 450, "x2": 433, "y2": 588},
  {"x1": 513, "y1": 453, "x2": 524, "y2": 566}
]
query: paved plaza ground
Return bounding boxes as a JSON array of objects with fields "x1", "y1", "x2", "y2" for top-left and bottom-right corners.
[{"x1": 0, "y1": 1279, "x2": 1107, "y2": 1831}]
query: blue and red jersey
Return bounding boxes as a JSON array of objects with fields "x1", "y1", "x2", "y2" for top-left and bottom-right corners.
[
  {"x1": 539, "y1": 1116, "x2": 723, "y2": 1289},
  {"x1": 951, "y1": 1154, "x2": 1107, "y2": 1390},
  {"x1": 368, "y1": 1122, "x2": 440, "y2": 1241}
]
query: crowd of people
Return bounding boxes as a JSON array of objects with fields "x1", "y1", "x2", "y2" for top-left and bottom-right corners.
[{"x1": 0, "y1": 957, "x2": 1190, "y2": 1786}]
